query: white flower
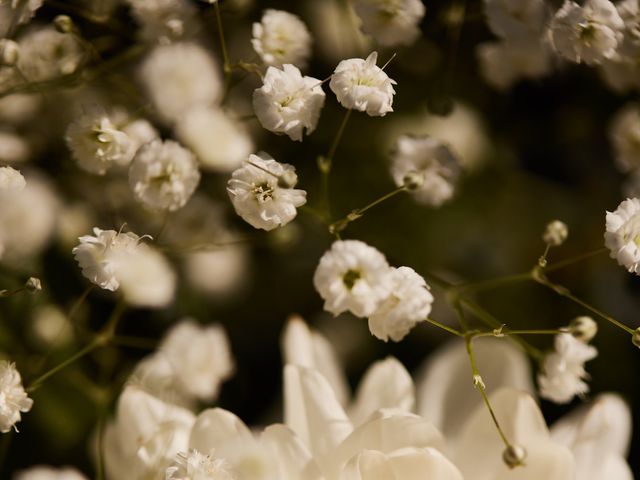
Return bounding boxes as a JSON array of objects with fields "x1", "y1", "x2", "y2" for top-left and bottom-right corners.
[
  {"x1": 251, "y1": 9, "x2": 312, "y2": 68},
  {"x1": 166, "y1": 449, "x2": 235, "y2": 480},
  {"x1": 184, "y1": 249, "x2": 249, "y2": 296},
  {"x1": 253, "y1": 64, "x2": 326, "y2": 142},
  {"x1": 538, "y1": 333, "x2": 598, "y2": 404},
  {"x1": 549, "y1": 0, "x2": 624, "y2": 65},
  {"x1": 175, "y1": 106, "x2": 254, "y2": 173},
  {"x1": 367, "y1": 266, "x2": 433, "y2": 342},
  {"x1": 313, "y1": 239, "x2": 393, "y2": 317},
  {"x1": 227, "y1": 153, "x2": 306, "y2": 231},
  {"x1": 484, "y1": 0, "x2": 549, "y2": 39},
  {"x1": 126, "y1": 0, "x2": 198, "y2": 44},
  {"x1": 129, "y1": 139, "x2": 200, "y2": 211},
  {"x1": 351, "y1": 0, "x2": 425, "y2": 46},
  {"x1": 139, "y1": 42, "x2": 222, "y2": 123},
  {"x1": 543, "y1": 219, "x2": 569, "y2": 246},
  {"x1": 13, "y1": 466, "x2": 87, "y2": 480},
  {"x1": 330, "y1": 52, "x2": 396, "y2": 116},
  {"x1": 609, "y1": 103, "x2": 640, "y2": 172},
  {"x1": 0, "y1": 361, "x2": 32, "y2": 433},
  {"x1": 65, "y1": 107, "x2": 138, "y2": 175},
  {"x1": 0, "y1": 165, "x2": 25, "y2": 192},
  {"x1": 390, "y1": 135, "x2": 461, "y2": 207},
  {"x1": 604, "y1": 197, "x2": 640, "y2": 273},
  {"x1": 17, "y1": 26, "x2": 84, "y2": 81}
]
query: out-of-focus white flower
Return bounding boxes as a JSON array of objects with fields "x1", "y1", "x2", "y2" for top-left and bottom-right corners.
[
  {"x1": 351, "y1": 0, "x2": 425, "y2": 46},
  {"x1": 538, "y1": 333, "x2": 598, "y2": 404},
  {"x1": 0, "y1": 0, "x2": 42, "y2": 27},
  {"x1": 17, "y1": 26, "x2": 83, "y2": 81},
  {"x1": 367, "y1": 266, "x2": 432, "y2": 342},
  {"x1": 227, "y1": 153, "x2": 306, "y2": 231},
  {"x1": 252, "y1": 9, "x2": 312, "y2": 68},
  {"x1": 0, "y1": 131, "x2": 30, "y2": 164},
  {"x1": 126, "y1": 0, "x2": 198, "y2": 44},
  {"x1": 609, "y1": 103, "x2": 640, "y2": 172},
  {"x1": 166, "y1": 449, "x2": 235, "y2": 480},
  {"x1": 549, "y1": 0, "x2": 624, "y2": 65},
  {"x1": 139, "y1": 42, "x2": 222, "y2": 123},
  {"x1": 0, "y1": 361, "x2": 32, "y2": 433},
  {"x1": 484, "y1": 0, "x2": 549, "y2": 39},
  {"x1": 0, "y1": 165, "x2": 25, "y2": 192},
  {"x1": 0, "y1": 94, "x2": 40, "y2": 124},
  {"x1": 103, "y1": 385, "x2": 195, "y2": 480},
  {"x1": 30, "y1": 304, "x2": 73, "y2": 349},
  {"x1": 390, "y1": 135, "x2": 461, "y2": 207},
  {"x1": 476, "y1": 38, "x2": 552, "y2": 90},
  {"x1": 13, "y1": 466, "x2": 88, "y2": 480},
  {"x1": 253, "y1": 64, "x2": 326, "y2": 142},
  {"x1": 330, "y1": 51, "x2": 396, "y2": 116},
  {"x1": 605, "y1": 197, "x2": 640, "y2": 273},
  {"x1": 313, "y1": 239, "x2": 392, "y2": 318},
  {"x1": 175, "y1": 106, "x2": 253, "y2": 173},
  {"x1": 56, "y1": 203, "x2": 94, "y2": 248},
  {"x1": 123, "y1": 118, "x2": 158, "y2": 147},
  {"x1": 129, "y1": 139, "x2": 200, "y2": 211},
  {"x1": 543, "y1": 219, "x2": 569, "y2": 246},
  {"x1": 185, "y1": 248, "x2": 249, "y2": 296},
  {"x1": 65, "y1": 107, "x2": 138, "y2": 175}
]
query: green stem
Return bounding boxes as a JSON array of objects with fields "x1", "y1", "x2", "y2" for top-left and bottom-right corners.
[
  {"x1": 544, "y1": 247, "x2": 608, "y2": 273},
  {"x1": 425, "y1": 317, "x2": 464, "y2": 337},
  {"x1": 472, "y1": 328, "x2": 566, "y2": 339},
  {"x1": 319, "y1": 109, "x2": 352, "y2": 221},
  {"x1": 453, "y1": 272, "x2": 532, "y2": 294}
]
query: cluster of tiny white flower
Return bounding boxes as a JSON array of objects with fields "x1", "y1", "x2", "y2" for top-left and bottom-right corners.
[{"x1": 0, "y1": 361, "x2": 32, "y2": 433}]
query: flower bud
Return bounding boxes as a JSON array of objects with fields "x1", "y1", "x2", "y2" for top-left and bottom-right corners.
[
  {"x1": 542, "y1": 220, "x2": 568, "y2": 246},
  {"x1": 25, "y1": 277, "x2": 42, "y2": 293},
  {"x1": 53, "y1": 15, "x2": 74, "y2": 34},
  {"x1": 277, "y1": 170, "x2": 298, "y2": 189},
  {"x1": 569, "y1": 316, "x2": 597, "y2": 342},
  {"x1": 502, "y1": 444, "x2": 526, "y2": 468},
  {"x1": 632, "y1": 327, "x2": 640, "y2": 348},
  {"x1": 0, "y1": 39, "x2": 19, "y2": 67},
  {"x1": 403, "y1": 171, "x2": 424, "y2": 191}
]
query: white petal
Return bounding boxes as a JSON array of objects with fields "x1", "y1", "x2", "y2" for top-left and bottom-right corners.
[
  {"x1": 262, "y1": 423, "x2": 324, "y2": 480},
  {"x1": 189, "y1": 407, "x2": 253, "y2": 454}
]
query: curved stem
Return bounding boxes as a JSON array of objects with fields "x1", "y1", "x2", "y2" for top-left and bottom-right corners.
[{"x1": 425, "y1": 317, "x2": 464, "y2": 337}]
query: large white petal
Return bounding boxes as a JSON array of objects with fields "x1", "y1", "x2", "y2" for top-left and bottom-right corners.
[
  {"x1": 189, "y1": 407, "x2": 254, "y2": 454},
  {"x1": 262, "y1": 423, "x2": 324, "y2": 480}
]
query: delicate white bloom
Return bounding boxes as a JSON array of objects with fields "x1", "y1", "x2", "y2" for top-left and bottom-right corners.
[
  {"x1": 227, "y1": 153, "x2": 306, "y2": 231},
  {"x1": 609, "y1": 103, "x2": 640, "y2": 172},
  {"x1": 0, "y1": 166, "x2": 25, "y2": 192},
  {"x1": 390, "y1": 135, "x2": 461, "y2": 207},
  {"x1": 65, "y1": 107, "x2": 138, "y2": 175},
  {"x1": 252, "y1": 9, "x2": 312, "y2": 68},
  {"x1": 13, "y1": 466, "x2": 88, "y2": 480},
  {"x1": 605, "y1": 197, "x2": 640, "y2": 273},
  {"x1": 313, "y1": 239, "x2": 392, "y2": 317},
  {"x1": 166, "y1": 449, "x2": 235, "y2": 480},
  {"x1": 476, "y1": 38, "x2": 552, "y2": 90},
  {"x1": 129, "y1": 139, "x2": 200, "y2": 211},
  {"x1": 367, "y1": 266, "x2": 433, "y2": 342},
  {"x1": 175, "y1": 107, "x2": 253, "y2": 173},
  {"x1": 543, "y1": 219, "x2": 569, "y2": 246},
  {"x1": 549, "y1": 0, "x2": 624, "y2": 65},
  {"x1": 0, "y1": 361, "x2": 32, "y2": 433},
  {"x1": 484, "y1": 0, "x2": 549, "y2": 39},
  {"x1": 31, "y1": 304, "x2": 73, "y2": 348},
  {"x1": 351, "y1": 0, "x2": 425, "y2": 46},
  {"x1": 139, "y1": 42, "x2": 222, "y2": 123},
  {"x1": 330, "y1": 52, "x2": 396, "y2": 116},
  {"x1": 126, "y1": 0, "x2": 198, "y2": 44},
  {"x1": 568, "y1": 316, "x2": 598, "y2": 342},
  {"x1": 538, "y1": 333, "x2": 598, "y2": 404},
  {"x1": 17, "y1": 26, "x2": 84, "y2": 81},
  {"x1": 253, "y1": 64, "x2": 326, "y2": 142}
]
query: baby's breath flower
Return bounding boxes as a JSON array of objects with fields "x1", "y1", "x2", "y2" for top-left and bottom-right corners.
[
  {"x1": 604, "y1": 198, "x2": 640, "y2": 274},
  {"x1": 253, "y1": 64, "x2": 326, "y2": 142},
  {"x1": 166, "y1": 449, "x2": 235, "y2": 480},
  {"x1": 543, "y1": 220, "x2": 569, "y2": 246},
  {"x1": 0, "y1": 361, "x2": 32, "y2": 433},
  {"x1": 17, "y1": 26, "x2": 83, "y2": 81},
  {"x1": 569, "y1": 316, "x2": 598, "y2": 342},
  {"x1": 126, "y1": 0, "x2": 198, "y2": 44},
  {"x1": 330, "y1": 51, "x2": 396, "y2": 116},
  {"x1": 0, "y1": 39, "x2": 19, "y2": 66},
  {"x1": 484, "y1": 0, "x2": 548, "y2": 39},
  {"x1": 129, "y1": 139, "x2": 200, "y2": 212},
  {"x1": 0, "y1": 166, "x2": 25, "y2": 192},
  {"x1": 251, "y1": 9, "x2": 312, "y2": 68},
  {"x1": 609, "y1": 102, "x2": 640, "y2": 172},
  {"x1": 227, "y1": 153, "x2": 306, "y2": 231},
  {"x1": 390, "y1": 135, "x2": 461, "y2": 207},
  {"x1": 351, "y1": 0, "x2": 425, "y2": 46}
]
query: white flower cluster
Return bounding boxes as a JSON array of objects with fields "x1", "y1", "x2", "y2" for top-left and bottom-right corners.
[
  {"x1": 0, "y1": 165, "x2": 25, "y2": 192},
  {"x1": 313, "y1": 240, "x2": 433, "y2": 341},
  {"x1": 605, "y1": 197, "x2": 640, "y2": 274},
  {"x1": 125, "y1": 0, "x2": 198, "y2": 44},
  {"x1": 17, "y1": 26, "x2": 84, "y2": 82},
  {"x1": 351, "y1": 0, "x2": 426, "y2": 47},
  {"x1": 0, "y1": 361, "x2": 32, "y2": 433},
  {"x1": 251, "y1": 9, "x2": 312, "y2": 68}
]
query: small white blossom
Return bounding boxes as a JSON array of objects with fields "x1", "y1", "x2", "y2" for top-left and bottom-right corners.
[
  {"x1": 484, "y1": 0, "x2": 549, "y2": 39},
  {"x1": 126, "y1": 0, "x2": 198, "y2": 44},
  {"x1": 0, "y1": 361, "x2": 32, "y2": 433},
  {"x1": 14, "y1": 466, "x2": 87, "y2": 480},
  {"x1": 549, "y1": 0, "x2": 624, "y2": 65},
  {"x1": 390, "y1": 135, "x2": 461, "y2": 207},
  {"x1": 568, "y1": 316, "x2": 598, "y2": 342},
  {"x1": 543, "y1": 220, "x2": 569, "y2": 246},
  {"x1": 17, "y1": 26, "x2": 83, "y2": 81},
  {"x1": 313, "y1": 239, "x2": 393, "y2": 317},
  {"x1": 0, "y1": 166, "x2": 25, "y2": 192},
  {"x1": 139, "y1": 42, "x2": 222, "y2": 123},
  {"x1": 65, "y1": 107, "x2": 138, "y2": 175},
  {"x1": 253, "y1": 64, "x2": 326, "y2": 142},
  {"x1": 166, "y1": 449, "x2": 235, "y2": 480},
  {"x1": 330, "y1": 51, "x2": 396, "y2": 117},
  {"x1": 227, "y1": 153, "x2": 306, "y2": 231},
  {"x1": 129, "y1": 139, "x2": 200, "y2": 211},
  {"x1": 368, "y1": 266, "x2": 433, "y2": 342},
  {"x1": 605, "y1": 197, "x2": 640, "y2": 274},
  {"x1": 351, "y1": 0, "x2": 425, "y2": 46},
  {"x1": 251, "y1": 9, "x2": 312, "y2": 68},
  {"x1": 538, "y1": 333, "x2": 597, "y2": 403},
  {"x1": 609, "y1": 103, "x2": 640, "y2": 172}
]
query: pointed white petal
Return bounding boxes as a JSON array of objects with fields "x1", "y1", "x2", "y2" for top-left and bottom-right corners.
[
  {"x1": 189, "y1": 407, "x2": 253, "y2": 454},
  {"x1": 262, "y1": 423, "x2": 324, "y2": 480}
]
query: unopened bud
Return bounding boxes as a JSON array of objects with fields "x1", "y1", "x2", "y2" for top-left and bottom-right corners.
[
  {"x1": 403, "y1": 171, "x2": 424, "y2": 191},
  {"x1": 632, "y1": 327, "x2": 640, "y2": 348},
  {"x1": 0, "y1": 39, "x2": 19, "y2": 67},
  {"x1": 166, "y1": 18, "x2": 184, "y2": 38},
  {"x1": 543, "y1": 220, "x2": 568, "y2": 246},
  {"x1": 25, "y1": 277, "x2": 42, "y2": 293},
  {"x1": 53, "y1": 15, "x2": 74, "y2": 34},
  {"x1": 277, "y1": 170, "x2": 298, "y2": 189},
  {"x1": 569, "y1": 316, "x2": 597, "y2": 342},
  {"x1": 502, "y1": 444, "x2": 526, "y2": 468}
]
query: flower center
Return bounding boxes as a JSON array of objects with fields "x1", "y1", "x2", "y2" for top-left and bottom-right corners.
[
  {"x1": 253, "y1": 182, "x2": 274, "y2": 202},
  {"x1": 343, "y1": 269, "x2": 361, "y2": 290}
]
